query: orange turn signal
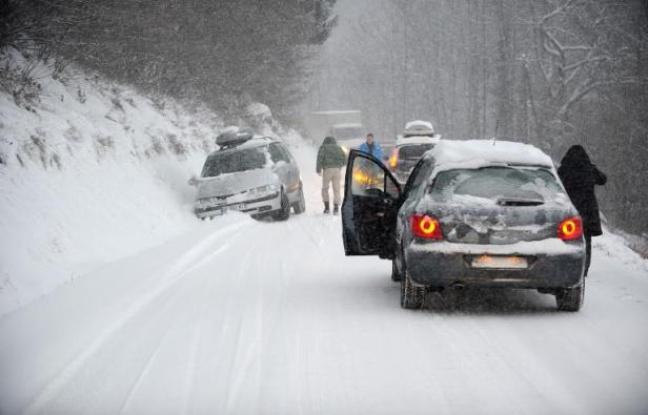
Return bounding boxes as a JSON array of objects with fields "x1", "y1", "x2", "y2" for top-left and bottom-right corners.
[{"x1": 388, "y1": 148, "x2": 399, "y2": 169}]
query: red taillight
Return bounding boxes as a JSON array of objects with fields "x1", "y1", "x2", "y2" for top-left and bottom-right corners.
[
  {"x1": 388, "y1": 148, "x2": 399, "y2": 169},
  {"x1": 411, "y1": 214, "x2": 443, "y2": 240},
  {"x1": 558, "y1": 217, "x2": 583, "y2": 241}
]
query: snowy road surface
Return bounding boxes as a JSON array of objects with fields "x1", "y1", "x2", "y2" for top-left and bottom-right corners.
[{"x1": 1, "y1": 149, "x2": 648, "y2": 414}]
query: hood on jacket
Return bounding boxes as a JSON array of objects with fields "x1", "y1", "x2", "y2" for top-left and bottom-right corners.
[{"x1": 560, "y1": 145, "x2": 592, "y2": 172}]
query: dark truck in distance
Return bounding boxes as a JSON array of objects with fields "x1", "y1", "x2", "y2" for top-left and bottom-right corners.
[{"x1": 342, "y1": 139, "x2": 587, "y2": 311}]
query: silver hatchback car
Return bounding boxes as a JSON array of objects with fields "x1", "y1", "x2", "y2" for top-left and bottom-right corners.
[
  {"x1": 342, "y1": 139, "x2": 586, "y2": 312},
  {"x1": 191, "y1": 132, "x2": 305, "y2": 220}
]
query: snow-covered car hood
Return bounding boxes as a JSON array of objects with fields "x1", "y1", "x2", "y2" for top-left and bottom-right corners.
[{"x1": 196, "y1": 168, "x2": 279, "y2": 199}]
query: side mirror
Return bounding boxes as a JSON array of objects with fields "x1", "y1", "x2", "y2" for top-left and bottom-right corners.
[{"x1": 188, "y1": 175, "x2": 199, "y2": 187}]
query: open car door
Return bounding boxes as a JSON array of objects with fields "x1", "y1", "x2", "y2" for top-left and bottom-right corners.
[{"x1": 342, "y1": 149, "x2": 401, "y2": 259}]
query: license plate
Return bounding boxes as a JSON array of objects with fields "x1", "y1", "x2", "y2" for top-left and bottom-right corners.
[
  {"x1": 236, "y1": 203, "x2": 246, "y2": 210},
  {"x1": 471, "y1": 255, "x2": 528, "y2": 269}
]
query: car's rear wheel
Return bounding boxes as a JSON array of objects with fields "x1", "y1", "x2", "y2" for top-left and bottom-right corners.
[
  {"x1": 392, "y1": 247, "x2": 404, "y2": 282},
  {"x1": 555, "y1": 280, "x2": 585, "y2": 312},
  {"x1": 391, "y1": 259, "x2": 401, "y2": 282},
  {"x1": 400, "y1": 268, "x2": 425, "y2": 309},
  {"x1": 274, "y1": 190, "x2": 291, "y2": 221},
  {"x1": 293, "y1": 185, "x2": 306, "y2": 214}
]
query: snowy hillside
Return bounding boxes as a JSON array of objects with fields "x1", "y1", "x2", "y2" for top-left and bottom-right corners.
[{"x1": 0, "y1": 49, "x2": 284, "y2": 316}]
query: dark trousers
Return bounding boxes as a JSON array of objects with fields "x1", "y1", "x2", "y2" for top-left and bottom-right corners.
[{"x1": 585, "y1": 232, "x2": 592, "y2": 276}]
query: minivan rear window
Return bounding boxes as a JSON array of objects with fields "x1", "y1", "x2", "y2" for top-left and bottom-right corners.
[
  {"x1": 201, "y1": 146, "x2": 268, "y2": 177},
  {"x1": 430, "y1": 166, "x2": 564, "y2": 204},
  {"x1": 399, "y1": 144, "x2": 435, "y2": 160}
]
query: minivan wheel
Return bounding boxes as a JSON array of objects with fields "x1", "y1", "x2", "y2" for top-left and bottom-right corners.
[
  {"x1": 400, "y1": 269, "x2": 425, "y2": 309},
  {"x1": 293, "y1": 185, "x2": 306, "y2": 214},
  {"x1": 555, "y1": 280, "x2": 585, "y2": 312},
  {"x1": 274, "y1": 190, "x2": 291, "y2": 221}
]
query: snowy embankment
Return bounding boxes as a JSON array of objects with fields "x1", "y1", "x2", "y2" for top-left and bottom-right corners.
[{"x1": 0, "y1": 49, "x2": 300, "y2": 316}]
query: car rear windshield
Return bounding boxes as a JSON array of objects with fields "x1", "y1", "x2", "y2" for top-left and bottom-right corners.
[
  {"x1": 429, "y1": 166, "x2": 564, "y2": 204},
  {"x1": 399, "y1": 144, "x2": 435, "y2": 160},
  {"x1": 201, "y1": 146, "x2": 268, "y2": 177}
]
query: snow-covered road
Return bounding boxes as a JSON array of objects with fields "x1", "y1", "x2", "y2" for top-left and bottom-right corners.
[{"x1": 1, "y1": 148, "x2": 648, "y2": 414}]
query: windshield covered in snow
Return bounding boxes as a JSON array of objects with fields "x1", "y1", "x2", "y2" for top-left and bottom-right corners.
[
  {"x1": 201, "y1": 146, "x2": 268, "y2": 177},
  {"x1": 429, "y1": 166, "x2": 564, "y2": 204}
]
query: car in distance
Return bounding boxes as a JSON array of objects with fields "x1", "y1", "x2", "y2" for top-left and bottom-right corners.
[
  {"x1": 342, "y1": 139, "x2": 586, "y2": 311},
  {"x1": 190, "y1": 129, "x2": 305, "y2": 220},
  {"x1": 388, "y1": 120, "x2": 441, "y2": 183}
]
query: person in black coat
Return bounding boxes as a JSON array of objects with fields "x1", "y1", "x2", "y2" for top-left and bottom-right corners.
[{"x1": 558, "y1": 145, "x2": 607, "y2": 276}]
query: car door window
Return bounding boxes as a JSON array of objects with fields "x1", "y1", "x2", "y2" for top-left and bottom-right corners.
[
  {"x1": 342, "y1": 150, "x2": 401, "y2": 258},
  {"x1": 351, "y1": 157, "x2": 387, "y2": 197}
]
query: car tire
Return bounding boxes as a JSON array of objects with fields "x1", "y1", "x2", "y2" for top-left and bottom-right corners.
[
  {"x1": 400, "y1": 268, "x2": 425, "y2": 309},
  {"x1": 293, "y1": 185, "x2": 306, "y2": 215},
  {"x1": 391, "y1": 242, "x2": 405, "y2": 282},
  {"x1": 555, "y1": 280, "x2": 585, "y2": 312},
  {"x1": 274, "y1": 190, "x2": 291, "y2": 221},
  {"x1": 391, "y1": 259, "x2": 402, "y2": 282}
]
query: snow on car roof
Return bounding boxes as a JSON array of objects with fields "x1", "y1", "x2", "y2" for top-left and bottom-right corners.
[
  {"x1": 427, "y1": 139, "x2": 554, "y2": 170},
  {"x1": 209, "y1": 136, "x2": 274, "y2": 156},
  {"x1": 312, "y1": 110, "x2": 361, "y2": 115},
  {"x1": 405, "y1": 120, "x2": 434, "y2": 131}
]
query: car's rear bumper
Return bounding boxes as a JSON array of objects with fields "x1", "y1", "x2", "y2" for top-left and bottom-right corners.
[
  {"x1": 404, "y1": 239, "x2": 585, "y2": 289},
  {"x1": 194, "y1": 192, "x2": 281, "y2": 218}
]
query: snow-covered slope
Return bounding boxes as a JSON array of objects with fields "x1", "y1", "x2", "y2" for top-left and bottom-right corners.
[
  {"x1": 0, "y1": 49, "x2": 224, "y2": 315},
  {"x1": 0, "y1": 49, "x2": 310, "y2": 317}
]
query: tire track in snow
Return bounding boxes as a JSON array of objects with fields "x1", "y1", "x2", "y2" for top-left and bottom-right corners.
[
  {"x1": 23, "y1": 221, "x2": 249, "y2": 414},
  {"x1": 180, "y1": 294, "x2": 208, "y2": 414},
  {"x1": 223, "y1": 254, "x2": 257, "y2": 413},
  {"x1": 120, "y1": 228, "x2": 247, "y2": 414},
  {"x1": 220, "y1": 222, "x2": 293, "y2": 413},
  {"x1": 116, "y1": 253, "x2": 220, "y2": 415},
  {"x1": 118, "y1": 328, "x2": 170, "y2": 414}
]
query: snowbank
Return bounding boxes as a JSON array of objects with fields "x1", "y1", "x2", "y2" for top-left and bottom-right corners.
[{"x1": 0, "y1": 49, "x2": 302, "y2": 316}]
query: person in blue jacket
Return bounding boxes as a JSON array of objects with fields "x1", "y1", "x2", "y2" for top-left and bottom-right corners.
[{"x1": 358, "y1": 132, "x2": 384, "y2": 160}]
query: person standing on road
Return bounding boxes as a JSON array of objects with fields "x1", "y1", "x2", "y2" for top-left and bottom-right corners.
[
  {"x1": 558, "y1": 145, "x2": 607, "y2": 276},
  {"x1": 358, "y1": 132, "x2": 384, "y2": 160},
  {"x1": 316, "y1": 136, "x2": 347, "y2": 215}
]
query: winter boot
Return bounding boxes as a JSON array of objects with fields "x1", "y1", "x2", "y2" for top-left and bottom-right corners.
[
  {"x1": 333, "y1": 204, "x2": 339, "y2": 215},
  {"x1": 323, "y1": 201, "x2": 330, "y2": 214}
]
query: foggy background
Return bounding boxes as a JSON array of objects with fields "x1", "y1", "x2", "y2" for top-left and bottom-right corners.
[{"x1": 307, "y1": 0, "x2": 648, "y2": 235}]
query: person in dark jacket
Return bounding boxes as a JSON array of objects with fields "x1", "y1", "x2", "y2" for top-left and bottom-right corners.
[
  {"x1": 316, "y1": 136, "x2": 347, "y2": 214},
  {"x1": 558, "y1": 145, "x2": 607, "y2": 276}
]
